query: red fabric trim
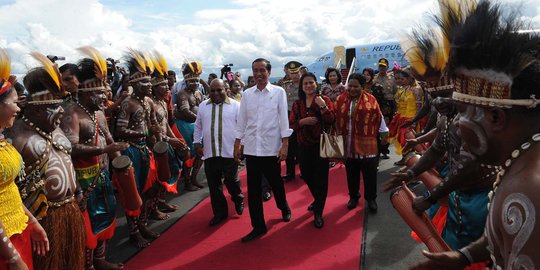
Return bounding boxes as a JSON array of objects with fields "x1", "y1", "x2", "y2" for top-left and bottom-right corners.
[
  {"x1": 0, "y1": 228, "x2": 33, "y2": 270},
  {"x1": 82, "y1": 210, "x2": 117, "y2": 249},
  {"x1": 159, "y1": 181, "x2": 178, "y2": 194},
  {"x1": 170, "y1": 123, "x2": 186, "y2": 144},
  {"x1": 143, "y1": 152, "x2": 159, "y2": 193}
]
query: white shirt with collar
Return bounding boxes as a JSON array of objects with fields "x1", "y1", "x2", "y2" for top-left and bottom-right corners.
[
  {"x1": 194, "y1": 97, "x2": 240, "y2": 160},
  {"x1": 235, "y1": 83, "x2": 293, "y2": 157}
]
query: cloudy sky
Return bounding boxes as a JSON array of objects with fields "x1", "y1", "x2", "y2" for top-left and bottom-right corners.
[{"x1": 1, "y1": 0, "x2": 539, "y2": 78}]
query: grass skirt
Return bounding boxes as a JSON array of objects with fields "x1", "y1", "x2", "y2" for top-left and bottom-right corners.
[{"x1": 33, "y1": 201, "x2": 85, "y2": 270}]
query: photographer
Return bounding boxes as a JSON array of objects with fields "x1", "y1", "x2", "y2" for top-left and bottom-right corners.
[{"x1": 106, "y1": 58, "x2": 122, "y2": 97}]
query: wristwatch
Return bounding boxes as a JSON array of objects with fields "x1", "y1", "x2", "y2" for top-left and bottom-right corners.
[{"x1": 423, "y1": 190, "x2": 437, "y2": 204}]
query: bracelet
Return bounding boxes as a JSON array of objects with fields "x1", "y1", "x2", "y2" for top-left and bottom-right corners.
[
  {"x1": 423, "y1": 191, "x2": 437, "y2": 204},
  {"x1": 457, "y1": 247, "x2": 473, "y2": 266}
]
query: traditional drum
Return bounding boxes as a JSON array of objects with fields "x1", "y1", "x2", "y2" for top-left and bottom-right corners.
[
  {"x1": 390, "y1": 183, "x2": 451, "y2": 252},
  {"x1": 111, "y1": 155, "x2": 142, "y2": 211},
  {"x1": 153, "y1": 141, "x2": 171, "y2": 182}
]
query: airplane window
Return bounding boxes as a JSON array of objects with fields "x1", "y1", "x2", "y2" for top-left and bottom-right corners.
[
  {"x1": 367, "y1": 55, "x2": 371, "y2": 59},
  {"x1": 379, "y1": 54, "x2": 383, "y2": 58},
  {"x1": 385, "y1": 53, "x2": 389, "y2": 58},
  {"x1": 398, "y1": 53, "x2": 402, "y2": 57},
  {"x1": 361, "y1": 55, "x2": 365, "y2": 59},
  {"x1": 391, "y1": 53, "x2": 395, "y2": 57},
  {"x1": 373, "y1": 54, "x2": 376, "y2": 58}
]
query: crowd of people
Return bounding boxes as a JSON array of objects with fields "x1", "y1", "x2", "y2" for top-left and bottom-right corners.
[{"x1": 1, "y1": 0, "x2": 539, "y2": 269}]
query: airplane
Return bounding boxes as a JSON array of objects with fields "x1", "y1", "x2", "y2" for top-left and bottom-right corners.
[{"x1": 305, "y1": 41, "x2": 409, "y2": 81}]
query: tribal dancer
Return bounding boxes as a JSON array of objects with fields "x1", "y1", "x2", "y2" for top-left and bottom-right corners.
[
  {"x1": 411, "y1": 1, "x2": 540, "y2": 269},
  {"x1": 149, "y1": 51, "x2": 187, "y2": 218},
  {"x1": 61, "y1": 46, "x2": 128, "y2": 269},
  {"x1": 174, "y1": 62, "x2": 204, "y2": 191},
  {"x1": 0, "y1": 49, "x2": 49, "y2": 270},
  {"x1": 384, "y1": 3, "x2": 498, "y2": 268},
  {"x1": 7, "y1": 52, "x2": 85, "y2": 269},
  {"x1": 114, "y1": 49, "x2": 161, "y2": 248}
]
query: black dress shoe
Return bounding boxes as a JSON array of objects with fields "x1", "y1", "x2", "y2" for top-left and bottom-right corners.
[
  {"x1": 382, "y1": 154, "x2": 390, "y2": 159},
  {"x1": 314, "y1": 214, "x2": 324, "y2": 229},
  {"x1": 241, "y1": 228, "x2": 267, "y2": 243},
  {"x1": 347, "y1": 198, "x2": 359, "y2": 210},
  {"x1": 367, "y1": 200, "x2": 378, "y2": 213},
  {"x1": 307, "y1": 203, "x2": 314, "y2": 211},
  {"x1": 282, "y1": 209, "x2": 291, "y2": 222},
  {"x1": 235, "y1": 201, "x2": 244, "y2": 215},
  {"x1": 263, "y1": 192, "x2": 272, "y2": 201},
  {"x1": 209, "y1": 215, "x2": 227, "y2": 226}
]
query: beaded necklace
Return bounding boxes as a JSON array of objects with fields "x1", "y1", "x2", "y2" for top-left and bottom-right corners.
[
  {"x1": 487, "y1": 133, "x2": 540, "y2": 205},
  {"x1": 75, "y1": 100, "x2": 104, "y2": 144},
  {"x1": 22, "y1": 115, "x2": 71, "y2": 156}
]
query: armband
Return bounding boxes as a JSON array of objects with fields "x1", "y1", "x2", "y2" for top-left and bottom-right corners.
[
  {"x1": 423, "y1": 191, "x2": 437, "y2": 204},
  {"x1": 457, "y1": 247, "x2": 473, "y2": 266}
]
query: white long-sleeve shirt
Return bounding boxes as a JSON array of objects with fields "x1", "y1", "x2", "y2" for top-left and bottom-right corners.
[
  {"x1": 194, "y1": 97, "x2": 240, "y2": 160},
  {"x1": 235, "y1": 83, "x2": 293, "y2": 157}
]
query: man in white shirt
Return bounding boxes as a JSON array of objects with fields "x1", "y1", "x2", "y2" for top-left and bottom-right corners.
[
  {"x1": 194, "y1": 79, "x2": 244, "y2": 226},
  {"x1": 234, "y1": 58, "x2": 293, "y2": 242}
]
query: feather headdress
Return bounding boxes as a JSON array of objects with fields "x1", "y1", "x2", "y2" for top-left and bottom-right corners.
[
  {"x1": 77, "y1": 46, "x2": 107, "y2": 81},
  {"x1": 125, "y1": 49, "x2": 151, "y2": 83},
  {"x1": 150, "y1": 51, "x2": 169, "y2": 86},
  {"x1": 24, "y1": 52, "x2": 65, "y2": 103},
  {"x1": 77, "y1": 46, "x2": 108, "y2": 92},
  {"x1": 0, "y1": 49, "x2": 12, "y2": 96},
  {"x1": 447, "y1": 0, "x2": 540, "y2": 108},
  {"x1": 182, "y1": 61, "x2": 202, "y2": 81},
  {"x1": 401, "y1": 0, "x2": 476, "y2": 93}
]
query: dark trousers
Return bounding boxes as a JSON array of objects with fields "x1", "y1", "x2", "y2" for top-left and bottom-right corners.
[
  {"x1": 261, "y1": 176, "x2": 271, "y2": 193},
  {"x1": 204, "y1": 157, "x2": 244, "y2": 218},
  {"x1": 298, "y1": 144, "x2": 329, "y2": 215},
  {"x1": 245, "y1": 155, "x2": 289, "y2": 230},
  {"x1": 285, "y1": 130, "x2": 298, "y2": 176},
  {"x1": 345, "y1": 158, "x2": 378, "y2": 201}
]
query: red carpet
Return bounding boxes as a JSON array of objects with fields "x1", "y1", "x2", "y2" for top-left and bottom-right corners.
[{"x1": 126, "y1": 163, "x2": 365, "y2": 270}]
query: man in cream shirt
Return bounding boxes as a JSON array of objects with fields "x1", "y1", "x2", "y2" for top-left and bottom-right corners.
[
  {"x1": 194, "y1": 79, "x2": 244, "y2": 227},
  {"x1": 235, "y1": 58, "x2": 293, "y2": 242}
]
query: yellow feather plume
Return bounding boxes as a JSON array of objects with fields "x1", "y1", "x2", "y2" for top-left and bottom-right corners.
[
  {"x1": 77, "y1": 46, "x2": 107, "y2": 81},
  {"x1": 429, "y1": 30, "x2": 448, "y2": 72},
  {"x1": 0, "y1": 48, "x2": 10, "y2": 82},
  {"x1": 29, "y1": 52, "x2": 61, "y2": 90},
  {"x1": 128, "y1": 48, "x2": 147, "y2": 73},
  {"x1": 401, "y1": 38, "x2": 428, "y2": 76},
  {"x1": 152, "y1": 51, "x2": 168, "y2": 77},
  {"x1": 142, "y1": 52, "x2": 155, "y2": 74}
]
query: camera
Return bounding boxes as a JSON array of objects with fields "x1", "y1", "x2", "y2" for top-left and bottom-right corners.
[
  {"x1": 46, "y1": 55, "x2": 66, "y2": 63},
  {"x1": 220, "y1": 63, "x2": 234, "y2": 80}
]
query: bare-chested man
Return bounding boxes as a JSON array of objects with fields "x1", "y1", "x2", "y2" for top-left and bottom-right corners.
[
  {"x1": 148, "y1": 52, "x2": 187, "y2": 219},
  {"x1": 411, "y1": 1, "x2": 540, "y2": 269},
  {"x1": 174, "y1": 62, "x2": 204, "y2": 191},
  {"x1": 61, "y1": 48, "x2": 128, "y2": 269},
  {"x1": 115, "y1": 50, "x2": 161, "y2": 248},
  {"x1": 7, "y1": 53, "x2": 85, "y2": 269}
]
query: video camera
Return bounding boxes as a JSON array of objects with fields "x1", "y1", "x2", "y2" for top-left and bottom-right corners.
[
  {"x1": 46, "y1": 55, "x2": 66, "y2": 63},
  {"x1": 220, "y1": 63, "x2": 234, "y2": 80}
]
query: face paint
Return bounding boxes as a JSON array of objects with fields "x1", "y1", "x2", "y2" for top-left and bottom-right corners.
[
  {"x1": 46, "y1": 105, "x2": 64, "y2": 128},
  {"x1": 455, "y1": 105, "x2": 489, "y2": 156}
]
